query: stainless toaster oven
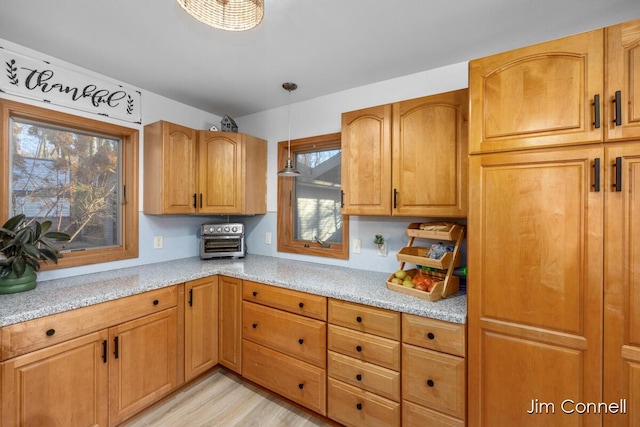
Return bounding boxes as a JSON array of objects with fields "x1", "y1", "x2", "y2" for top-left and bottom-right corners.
[{"x1": 200, "y1": 223, "x2": 245, "y2": 259}]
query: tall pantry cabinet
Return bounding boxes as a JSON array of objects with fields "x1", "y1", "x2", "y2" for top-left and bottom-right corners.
[{"x1": 468, "y1": 18, "x2": 640, "y2": 426}]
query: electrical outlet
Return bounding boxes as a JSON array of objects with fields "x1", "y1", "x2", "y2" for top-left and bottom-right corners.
[
  {"x1": 153, "y1": 235, "x2": 163, "y2": 249},
  {"x1": 265, "y1": 232, "x2": 272, "y2": 245},
  {"x1": 352, "y1": 238, "x2": 361, "y2": 254}
]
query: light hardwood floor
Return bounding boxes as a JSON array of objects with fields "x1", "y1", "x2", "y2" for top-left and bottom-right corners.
[{"x1": 122, "y1": 369, "x2": 331, "y2": 427}]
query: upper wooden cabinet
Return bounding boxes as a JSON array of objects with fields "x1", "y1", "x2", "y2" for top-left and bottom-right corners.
[
  {"x1": 606, "y1": 19, "x2": 640, "y2": 141},
  {"x1": 469, "y1": 29, "x2": 605, "y2": 153},
  {"x1": 144, "y1": 121, "x2": 267, "y2": 215},
  {"x1": 341, "y1": 89, "x2": 468, "y2": 217},
  {"x1": 144, "y1": 121, "x2": 198, "y2": 214},
  {"x1": 470, "y1": 17, "x2": 640, "y2": 153}
]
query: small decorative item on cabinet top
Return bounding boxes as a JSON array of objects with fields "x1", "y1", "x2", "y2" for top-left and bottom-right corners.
[
  {"x1": 220, "y1": 115, "x2": 238, "y2": 132},
  {"x1": 386, "y1": 222, "x2": 464, "y2": 302}
]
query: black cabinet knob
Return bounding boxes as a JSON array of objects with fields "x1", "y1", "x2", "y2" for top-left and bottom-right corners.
[
  {"x1": 356, "y1": 374, "x2": 362, "y2": 381},
  {"x1": 46, "y1": 328, "x2": 55, "y2": 336},
  {"x1": 298, "y1": 338, "x2": 304, "y2": 345},
  {"x1": 252, "y1": 291, "x2": 258, "y2": 297},
  {"x1": 356, "y1": 403, "x2": 363, "y2": 410},
  {"x1": 427, "y1": 332, "x2": 435, "y2": 340},
  {"x1": 252, "y1": 323, "x2": 258, "y2": 329},
  {"x1": 356, "y1": 345, "x2": 362, "y2": 352},
  {"x1": 356, "y1": 316, "x2": 362, "y2": 323},
  {"x1": 298, "y1": 302, "x2": 304, "y2": 308},
  {"x1": 153, "y1": 299, "x2": 159, "y2": 305},
  {"x1": 298, "y1": 383, "x2": 304, "y2": 390},
  {"x1": 427, "y1": 379, "x2": 435, "y2": 387}
]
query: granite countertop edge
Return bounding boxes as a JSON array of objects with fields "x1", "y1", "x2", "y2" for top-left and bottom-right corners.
[{"x1": 0, "y1": 254, "x2": 467, "y2": 327}]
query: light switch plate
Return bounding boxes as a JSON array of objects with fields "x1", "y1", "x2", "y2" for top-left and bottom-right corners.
[
  {"x1": 153, "y1": 235, "x2": 163, "y2": 249},
  {"x1": 352, "y1": 238, "x2": 361, "y2": 254}
]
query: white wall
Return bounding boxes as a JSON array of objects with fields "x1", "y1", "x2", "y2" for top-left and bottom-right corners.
[
  {"x1": 1, "y1": 37, "x2": 469, "y2": 281},
  {"x1": 236, "y1": 62, "x2": 469, "y2": 273}
]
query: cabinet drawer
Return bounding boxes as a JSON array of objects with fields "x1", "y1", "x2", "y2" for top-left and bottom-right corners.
[
  {"x1": 328, "y1": 299, "x2": 400, "y2": 340},
  {"x1": 1, "y1": 286, "x2": 178, "y2": 360},
  {"x1": 402, "y1": 314, "x2": 466, "y2": 357},
  {"x1": 328, "y1": 351, "x2": 400, "y2": 402},
  {"x1": 328, "y1": 325, "x2": 400, "y2": 371},
  {"x1": 243, "y1": 280, "x2": 327, "y2": 321},
  {"x1": 327, "y1": 377, "x2": 400, "y2": 427},
  {"x1": 242, "y1": 339, "x2": 326, "y2": 415},
  {"x1": 242, "y1": 301, "x2": 326, "y2": 367},
  {"x1": 402, "y1": 400, "x2": 465, "y2": 427},
  {"x1": 402, "y1": 344, "x2": 466, "y2": 419}
]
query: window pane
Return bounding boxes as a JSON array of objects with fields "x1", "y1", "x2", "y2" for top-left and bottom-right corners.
[
  {"x1": 293, "y1": 148, "x2": 342, "y2": 244},
  {"x1": 10, "y1": 118, "x2": 122, "y2": 251}
]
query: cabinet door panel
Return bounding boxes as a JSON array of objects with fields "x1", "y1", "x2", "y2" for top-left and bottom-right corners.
[
  {"x1": 1, "y1": 330, "x2": 108, "y2": 427},
  {"x1": 392, "y1": 89, "x2": 468, "y2": 217},
  {"x1": 198, "y1": 132, "x2": 242, "y2": 213},
  {"x1": 468, "y1": 147, "x2": 603, "y2": 426},
  {"x1": 109, "y1": 308, "x2": 177, "y2": 425},
  {"x1": 341, "y1": 104, "x2": 392, "y2": 215},
  {"x1": 165, "y1": 125, "x2": 197, "y2": 212},
  {"x1": 219, "y1": 276, "x2": 242, "y2": 373},
  {"x1": 604, "y1": 144, "x2": 640, "y2": 425},
  {"x1": 606, "y1": 18, "x2": 640, "y2": 141},
  {"x1": 185, "y1": 276, "x2": 218, "y2": 381},
  {"x1": 469, "y1": 29, "x2": 604, "y2": 153}
]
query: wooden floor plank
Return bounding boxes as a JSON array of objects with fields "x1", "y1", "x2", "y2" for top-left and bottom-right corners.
[{"x1": 122, "y1": 369, "x2": 331, "y2": 426}]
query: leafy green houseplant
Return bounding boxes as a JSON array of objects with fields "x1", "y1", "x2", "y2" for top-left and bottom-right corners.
[{"x1": 0, "y1": 214, "x2": 71, "y2": 294}]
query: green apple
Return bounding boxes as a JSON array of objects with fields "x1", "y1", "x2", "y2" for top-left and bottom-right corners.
[
  {"x1": 402, "y1": 279, "x2": 415, "y2": 288},
  {"x1": 394, "y1": 270, "x2": 407, "y2": 280}
]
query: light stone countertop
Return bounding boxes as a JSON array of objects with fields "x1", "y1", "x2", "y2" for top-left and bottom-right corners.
[{"x1": 0, "y1": 254, "x2": 466, "y2": 327}]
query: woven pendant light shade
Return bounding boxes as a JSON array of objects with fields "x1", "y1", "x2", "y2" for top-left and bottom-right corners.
[{"x1": 177, "y1": 0, "x2": 264, "y2": 32}]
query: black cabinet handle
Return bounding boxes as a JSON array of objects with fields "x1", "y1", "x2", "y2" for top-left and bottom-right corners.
[
  {"x1": 340, "y1": 190, "x2": 345, "y2": 208},
  {"x1": 356, "y1": 374, "x2": 362, "y2": 381},
  {"x1": 356, "y1": 345, "x2": 362, "y2": 352},
  {"x1": 102, "y1": 340, "x2": 107, "y2": 364},
  {"x1": 298, "y1": 302, "x2": 304, "y2": 308},
  {"x1": 252, "y1": 291, "x2": 258, "y2": 297},
  {"x1": 298, "y1": 338, "x2": 304, "y2": 345},
  {"x1": 427, "y1": 332, "x2": 435, "y2": 340},
  {"x1": 593, "y1": 158, "x2": 601, "y2": 192},
  {"x1": 252, "y1": 323, "x2": 258, "y2": 329},
  {"x1": 298, "y1": 383, "x2": 304, "y2": 390},
  {"x1": 427, "y1": 379, "x2": 435, "y2": 387},
  {"x1": 613, "y1": 156, "x2": 622, "y2": 192},
  {"x1": 46, "y1": 328, "x2": 55, "y2": 337},
  {"x1": 188, "y1": 289, "x2": 193, "y2": 307},
  {"x1": 114, "y1": 336, "x2": 119, "y2": 359},
  {"x1": 613, "y1": 90, "x2": 622, "y2": 126},
  {"x1": 200, "y1": 193, "x2": 203, "y2": 208},
  {"x1": 356, "y1": 403, "x2": 363, "y2": 411},
  {"x1": 356, "y1": 316, "x2": 362, "y2": 323},
  {"x1": 393, "y1": 188, "x2": 398, "y2": 209},
  {"x1": 593, "y1": 94, "x2": 601, "y2": 129},
  {"x1": 153, "y1": 299, "x2": 159, "y2": 305},
  {"x1": 193, "y1": 193, "x2": 197, "y2": 208}
]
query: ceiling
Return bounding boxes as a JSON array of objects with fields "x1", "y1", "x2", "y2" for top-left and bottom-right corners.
[{"x1": 1, "y1": 0, "x2": 639, "y2": 118}]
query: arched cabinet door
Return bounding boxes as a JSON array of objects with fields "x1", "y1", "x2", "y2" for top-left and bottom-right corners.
[{"x1": 469, "y1": 28, "x2": 604, "y2": 154}]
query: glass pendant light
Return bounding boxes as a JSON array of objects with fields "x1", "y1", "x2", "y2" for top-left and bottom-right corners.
[{"x1": 278, "y1": 82, "x2": 301, "y2": 177}]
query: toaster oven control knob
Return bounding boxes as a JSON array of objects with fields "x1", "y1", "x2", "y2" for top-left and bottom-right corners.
[
  {"x1": 224, "y1": 226, "x2": 230, "y2": 232},
  {"x1": 232, "y1": 226, "x2": 238, "y2": 232}
]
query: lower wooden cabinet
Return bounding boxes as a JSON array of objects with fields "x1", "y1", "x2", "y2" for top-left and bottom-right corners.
[
  {"x1": 327, "y1": 377, "x2": 400, "y2": 426},
  {"x1": 109, "y1": 307, "x2": 178, "y2": 425},
  {"x1": 185, "y1": 276, "x2": 219, "y2": 381},
  {"x1": 242, "y1": 339, "x2": 327, "y2": 415},
  {"x1": 1, "y1": 287, "x2": 179, "y2": 427},
  {"x1": 218, "y1": 275, "x2": 243, "y2": 373},
  {"x1": 1, "y1": 330, "x2": 109, "y2": 427}
]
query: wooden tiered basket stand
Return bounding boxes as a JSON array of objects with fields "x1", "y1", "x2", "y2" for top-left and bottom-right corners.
[{"x1": 386, "y1": 222, "x2": 465, "y2": 302}]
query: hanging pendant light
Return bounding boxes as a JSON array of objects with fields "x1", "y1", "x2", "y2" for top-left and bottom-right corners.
[
  {"x1": 278, "y1": 82, "x2": 301, "y2": 177},
  {"x1": 176, "y1": 0, "x2": 264, "y2": 32}
]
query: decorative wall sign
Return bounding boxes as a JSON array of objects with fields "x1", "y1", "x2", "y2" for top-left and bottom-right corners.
[{"x1": 1, "y1": 46, "x2": 141, "y2": 123}]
